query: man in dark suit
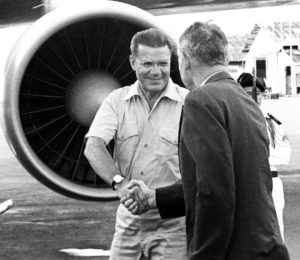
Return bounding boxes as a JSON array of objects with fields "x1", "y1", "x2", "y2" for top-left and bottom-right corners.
[{"x1": 122, "y1": 22, "x2": 289, "y2": 259}]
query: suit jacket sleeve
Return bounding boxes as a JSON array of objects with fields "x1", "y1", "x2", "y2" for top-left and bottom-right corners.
[
  {"x1": 156, "y1": 182, "x2": 185, "y2": 219},
  {"x1": 181, "y1": 88, "x2": 235, "y2": 258}
]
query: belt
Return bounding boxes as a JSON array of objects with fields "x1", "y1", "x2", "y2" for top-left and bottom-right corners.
[{"x1": 271, "y1": 171, "x2": 278, "y2": 178}]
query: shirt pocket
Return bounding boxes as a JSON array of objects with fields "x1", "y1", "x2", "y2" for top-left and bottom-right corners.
[
  {"x1": 157, "y1": 128, "x2": 178, "y2": 156},
  {"x1": 116, "y1": 127, "x2": 138, "y2": 141},
  {"x1": 115, "y1": 126, "x2": 139, "y2": 165}
]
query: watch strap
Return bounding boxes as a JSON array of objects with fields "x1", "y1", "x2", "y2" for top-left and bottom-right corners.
[{"x1": 112, "y1": 175, "x2": 125, "y2": 190}]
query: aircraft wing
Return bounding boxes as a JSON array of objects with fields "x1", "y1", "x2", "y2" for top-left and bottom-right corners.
[
  {"x1": 116, "y1": 0, "x2": 300, "y2": 15},
  {"x1": 1, "y1": 0, "x2": 300, "y2": 25}
]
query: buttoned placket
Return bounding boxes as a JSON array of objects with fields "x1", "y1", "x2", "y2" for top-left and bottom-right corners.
[
  {"x1": 131, "y1": 93, "x2": 164, "y2": 179},
  {"x1": 135, "y1": 114, "x2": 153, "y2": 178}
]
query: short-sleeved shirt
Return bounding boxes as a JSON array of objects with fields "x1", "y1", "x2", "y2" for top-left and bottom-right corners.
[{"x1": 86, "y1": 79, "x2": 188, "y2": 189}]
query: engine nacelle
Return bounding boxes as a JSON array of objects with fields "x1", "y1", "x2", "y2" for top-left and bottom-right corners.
[{"x1": 2, "y1": 1, "x2": 182, "y2": 200}]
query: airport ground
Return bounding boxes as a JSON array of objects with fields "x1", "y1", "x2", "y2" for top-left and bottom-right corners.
[{"x1": 0, "y1": 96, "x2": 300, "y2": 260}]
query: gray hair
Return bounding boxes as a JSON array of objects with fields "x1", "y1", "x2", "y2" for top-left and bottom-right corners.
[
  {"x1": 179, "y1": 22, "x2": 228, "y2": 66},
  {"x1": 130, "y1": 28, "x2": 177, "y2": 57}
]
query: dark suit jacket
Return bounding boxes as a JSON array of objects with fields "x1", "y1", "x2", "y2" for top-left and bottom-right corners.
[
  {"x1": 156, "y1": 71, "x2": 289, "y2": 260},
  {"x1": 156, "y1": 182, "x2": 185, "y2": 219}
]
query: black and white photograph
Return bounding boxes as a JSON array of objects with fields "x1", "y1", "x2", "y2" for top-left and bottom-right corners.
[{"x1": 1, "y1": 0, "x2": 300, "y2": 259}]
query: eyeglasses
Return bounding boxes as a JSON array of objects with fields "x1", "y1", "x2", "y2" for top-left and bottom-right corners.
[{"x1": 135, "y1": 58, "x2": 170, "y2": 70}]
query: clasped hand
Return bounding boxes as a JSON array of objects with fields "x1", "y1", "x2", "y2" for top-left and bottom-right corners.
[{"x1": 117, "y1": 180, "x2": 155, "y2": 215}]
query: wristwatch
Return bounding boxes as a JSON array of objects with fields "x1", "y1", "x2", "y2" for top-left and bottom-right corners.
[{"x1": 112, "y1": 175, "x2": 125, "y2": 190}]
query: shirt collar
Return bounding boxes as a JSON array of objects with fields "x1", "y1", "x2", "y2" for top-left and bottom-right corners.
[
  {"x1": 123, "y1": 81, "x2": 140, "y2": 100},
  {"x1": 200, "y1": 71, "x2": 223, "y2": 87},
  {"x1": 123, "y1": 79, "x2": 183, "y2": 102}
]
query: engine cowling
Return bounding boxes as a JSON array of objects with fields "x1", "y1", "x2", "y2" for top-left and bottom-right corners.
[{"x1": 2, "y1": 1, "x2": 183, "y2": 200}]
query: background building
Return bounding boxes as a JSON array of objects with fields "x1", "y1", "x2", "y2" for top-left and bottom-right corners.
[{"x1": 228, "y1": 22, "x2": 300, "y2": 96}]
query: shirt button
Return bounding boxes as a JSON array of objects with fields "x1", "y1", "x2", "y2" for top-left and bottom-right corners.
[
  {"x1": 140, "y1": 171, "x2": 144, "y2": 175},
  {"x1": 144, "y1": 144, "x2": 148, "y2": 148}
]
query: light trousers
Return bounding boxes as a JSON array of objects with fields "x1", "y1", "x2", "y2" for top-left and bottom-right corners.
[
  {"x1": 272, "y1": 176, "x2": 285, "y2": 241},
  {"x1": 109, "y1": 204, "x2": 187, "y2": 260}
]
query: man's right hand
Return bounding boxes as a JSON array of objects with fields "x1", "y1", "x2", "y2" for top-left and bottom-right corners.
[{"x1": 120, "y1": 180, "x2": 156, "y2": 215}]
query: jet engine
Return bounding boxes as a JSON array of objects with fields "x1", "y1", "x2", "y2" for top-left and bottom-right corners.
[{"x1": 2, "y1": 1, "x2": 183, "y2": 200}]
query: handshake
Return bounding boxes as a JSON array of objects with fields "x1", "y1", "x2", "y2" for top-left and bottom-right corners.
[{"x1": 118, "y1": 180, "x2": 156, "y2": 215}]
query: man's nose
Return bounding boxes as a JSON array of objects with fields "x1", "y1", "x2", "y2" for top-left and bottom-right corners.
[{"x1": 150, "y1": 64, "x2": 161, "y2": 73}]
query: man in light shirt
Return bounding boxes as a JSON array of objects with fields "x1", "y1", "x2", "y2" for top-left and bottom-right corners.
[{"x1": 84, "y1": 28, "x2": 188, "y2": 260}]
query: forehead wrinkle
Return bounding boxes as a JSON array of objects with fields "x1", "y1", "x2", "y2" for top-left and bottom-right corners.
[{"x1": 137, "y1": 46, "x2": 171, "y2": 62}]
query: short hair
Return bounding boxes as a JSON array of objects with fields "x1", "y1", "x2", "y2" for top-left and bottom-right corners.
[
  {"x1": 130, "y1": 28, "x2": 176, "y2": 57},
  {"x1": 179, "y1": 22, "x2": 228, "y2": 66}
]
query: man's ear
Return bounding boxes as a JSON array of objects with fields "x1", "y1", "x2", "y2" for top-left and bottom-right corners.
[
  {"x1": 129, "y1": 55, "x2": 136, "y2": 71},
  {"x1": 179, "y1": 52, "x2": 191, "y2": 71}
]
